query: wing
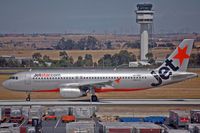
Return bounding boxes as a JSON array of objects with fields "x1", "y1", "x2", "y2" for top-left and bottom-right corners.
[{"x1": 59, "y1": 80, "x2": 114, "y2": 88}]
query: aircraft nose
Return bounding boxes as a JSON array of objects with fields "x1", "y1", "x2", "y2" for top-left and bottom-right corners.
[{"x1": 2, "y1": 80, "x2": 9, "y2": 89}]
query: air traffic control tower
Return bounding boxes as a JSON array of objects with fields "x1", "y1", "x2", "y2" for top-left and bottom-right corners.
[{"x1": 135, "y1": 4, "x2": 154, "y2": 61}]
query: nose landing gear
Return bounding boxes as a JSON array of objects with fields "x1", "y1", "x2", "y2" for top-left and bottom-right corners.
[{"x1": 26, "y1": 93, "x2": 31, "y2": 101}]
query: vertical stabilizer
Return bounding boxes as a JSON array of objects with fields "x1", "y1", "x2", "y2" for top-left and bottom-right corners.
[{"x1": 157, "y1": 39, "x2": 194, "y2": 72}]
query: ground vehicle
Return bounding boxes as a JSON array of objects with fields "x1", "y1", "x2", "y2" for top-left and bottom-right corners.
[
  {"x1": 10, "y1": 108, "x2": 24, "y2": 123},
  {"x1": 61, "y1": 115, "x2": 76, "y2": 123},
  {"x1": 44, "y1": 110, "x2": 57, "y2": 120},
  {"x1": 169, "y1": 110, "x2": 190, "y2": 128},
  {"x1": 61, "y1": 107, "x2": 76, "y2": 123}
]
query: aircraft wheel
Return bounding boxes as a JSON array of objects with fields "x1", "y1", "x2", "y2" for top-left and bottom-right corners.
[
  {"x1": 91, "y1": 95, "x2": 98, "y2": 102},
  {"x1": 26, "y1": 97, "x2": 30, "y2": 101},
  {"x1": 26, "y1": 94, "x2": 31, "y2": 101}
]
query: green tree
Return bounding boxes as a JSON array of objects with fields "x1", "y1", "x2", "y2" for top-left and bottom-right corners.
[
  {"x1": 145, "y1": 52, "x2": 153, "y2": 60},
  {"x1": 197, "y1": 53, "x2": 200, "y2": 65},
  {"x1": 21, "y1": 59, "x2": 34, "y2": 68},
  {"x1": 69, "y1": 56, "x2": 74, "y2": 66},
  {"x1": 94, "y1": 62, "x2": 98, "y2": 67},
  {"x1": 0, "y1": 57, "x2": 7, "y2": 67},
  {"x1": 56, "y1": 37, "x2": 66, "y2": 50},
  {"x1": 105, "y1": 41, "x2": 112, "y2": 49},
  {"x1": 111, "y1": 53, "x2": 121, "y2": 67},
  {"x1": 58, "y1": 55, "x2": 74, "y2": 67},
  {"x1": 123, "y1": 41, "x2": 140, "y2": 48},
  {"x1": 59, "y1": 51, "x2": 68, "y2": 59},
  {"x1": 189, "y1": 53, "x2": 196, "y2": 66},
  {"x1": 146, "y1": 52, "x2": 155, "y2": 64},
  {"x1": 84, "y1": 54, "x2": 93, "y2": 67},
  {"x1": 74, "y1": 56, "x2": 84, "y2": 67},
  {"x1": 86, "y1": 36, "x2": 99, "y2": 50},
  {"x1": 7, "y1": 58, "x2": 20, "y2": 67},
  {"x1": 32, "y1": 52, "x2": 42, "y2": 60},
  {"x1": 43, "y1": 55, "x2": 50, "y2": 62},
  {"x1": 98, "y1": 54, "x2": 112, "y2": 67},
  {"x1": 111, "y1": 50, "x2": 136, "y2": 67},
  {"x1": 51, "y1": 60, "x2": 60, "y2": 67}
]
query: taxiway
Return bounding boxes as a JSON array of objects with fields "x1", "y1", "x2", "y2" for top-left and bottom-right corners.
[{"x1": 0, "y1": 99, "x2": 200, "y2": 106}]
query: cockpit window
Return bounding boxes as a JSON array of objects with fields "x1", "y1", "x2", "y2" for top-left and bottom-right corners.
[{"x1": 9, "y1": 76, "x2": 18, "y2": 80}]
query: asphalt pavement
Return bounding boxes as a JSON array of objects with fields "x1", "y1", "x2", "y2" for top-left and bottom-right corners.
[{"x1": 0, "y1": 99, "x2": 200, "y2": 106}]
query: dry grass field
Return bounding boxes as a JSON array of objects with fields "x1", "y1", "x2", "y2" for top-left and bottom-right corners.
[
  {"x1": 0, "y1": 48, "x2": 199, "y2": 62},
  {"x1": 0, "y1": 68, "x2": 199, "y2": 100}
]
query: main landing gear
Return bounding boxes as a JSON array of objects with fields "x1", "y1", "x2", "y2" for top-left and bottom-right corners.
[
  {"x1": 26, "y1": 93, "x2": 31, "y2": 101},
  {"x1": 91, "y1": 95, "x2": 98, "y2": 102},
  {"x1": 90, "y1": 87, "x2": 99, "y2": 102}
]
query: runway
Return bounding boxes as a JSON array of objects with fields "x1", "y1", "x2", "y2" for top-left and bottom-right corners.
[{"x1": 0, "y1": 99, "x2": 200, "y2": 106}]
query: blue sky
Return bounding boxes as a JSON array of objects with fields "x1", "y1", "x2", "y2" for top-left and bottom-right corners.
[{"x1": 0, "y1": 0, "x2": 199, "y2": 34}]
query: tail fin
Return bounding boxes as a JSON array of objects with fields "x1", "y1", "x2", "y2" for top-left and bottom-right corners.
[{"x1": 157, "y1": 39, "x2": 194, "y2": 72}]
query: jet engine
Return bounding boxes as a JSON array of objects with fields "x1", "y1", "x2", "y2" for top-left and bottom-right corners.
[{"x1": 59, "y1": 87, "x2": 87, "y2": 98}]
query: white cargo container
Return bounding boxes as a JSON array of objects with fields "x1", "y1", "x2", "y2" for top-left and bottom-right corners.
[
  {"x1": 31, "y1": 105, "x2": 45, "y2": 115},
  {"x1": 187, "y1": 123, "x2": 200, "y2": 133},
  {"x1": 28, "y1": 108, "x2": 43, "y2": 124},
  {"x1": 0, "y1": 129, "x2": 12, "y2": 133},
  {"x1": 10, "y1": 107, "x2": 24, "y2": 123},
  {"x1": 165, "y1": 129, "x2": 190, "y2": 133},
  {"x1": 0, "y1": 123, "x2": 18, "y2": 128},
  {"x1": 99, "y1": 122, "x2": 163, "y2": 133},
  {"x1": 22, "y1": 106, "x2": 30, "y2": 117},
  {"x1": 73, "y1": 106, "x2": 97, "y2": 119},
  {"x1": 51, "y1": 106, "x2": 68, "y2": 117},
  {"x1": 66, "y1": 122, "x2": 95, "y2": 133}
]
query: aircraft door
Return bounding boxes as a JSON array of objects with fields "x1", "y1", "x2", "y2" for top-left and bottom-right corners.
[{"x1": 25, "y1": 73, "x2": 31, "y2": 85}]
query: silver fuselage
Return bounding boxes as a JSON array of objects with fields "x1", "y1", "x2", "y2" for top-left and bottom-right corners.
[{"x1": 2, "y1": 68, "x2": 197, "y2": 92}]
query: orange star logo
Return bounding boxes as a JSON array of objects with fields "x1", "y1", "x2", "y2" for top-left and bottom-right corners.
[{"x1": 173, "y1": 46, "x2": 190, "y2": 66}]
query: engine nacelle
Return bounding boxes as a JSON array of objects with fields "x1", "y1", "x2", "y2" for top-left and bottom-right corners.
[{"x1": 59, "y1": 87, "x2": 86, "y2": 98}]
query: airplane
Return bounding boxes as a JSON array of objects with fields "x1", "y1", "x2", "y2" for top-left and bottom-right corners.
[{"x1": 2, "y1": 39, "x2": 198, "y2": 102}]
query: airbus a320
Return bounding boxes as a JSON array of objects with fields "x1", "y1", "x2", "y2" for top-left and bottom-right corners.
[{"x1": 2, "y1": 39, "x2": 198, "y2": 102}]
